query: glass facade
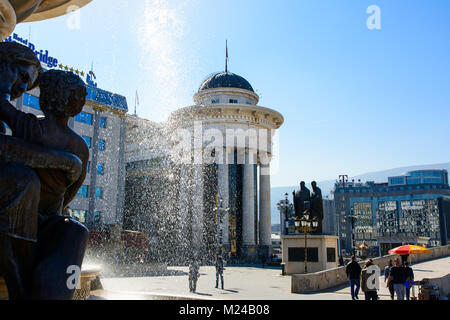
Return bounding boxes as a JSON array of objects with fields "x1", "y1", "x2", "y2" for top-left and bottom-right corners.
[
  {"x1": 100, "y1": 117, "x2": 107, "y2": 128},
  {"x1": 390, "y1": 177, "x2": 404, "y2": 185},
  {"x1": 377, "y1": 201, "x2": 398, "y2": 236},
  {"x1": 407, "y1": 178, "x2": 421, "y2": 185},
  {"x1": 96, "y1": 187, "x2": 103, "y2": 199},
  {"x1": 99, "y1": 139, "x2": 105, "y2": 151},
  {"x1": 77, "y1": 185, "x2": 89, "y2": 198},
  {"x1": 75, "y1": 112, "x2": 93, "y2": 125},
  {"x1": 23, "y1": 93, "x2": 40, "y2": 110},
  {"x1": 82, "y1": 136, "x2": 92, "y2": 148},
  {"x1": 97, "y1": 163, "x2": 104, "y2": 175}
]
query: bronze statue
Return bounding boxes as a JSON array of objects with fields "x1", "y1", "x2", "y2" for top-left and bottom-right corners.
[
  {"x1": 293, "y1": 181, "x2": 310, "y2": 218},
  {"x1": 310, "y1": 181, "x2": 323, "y2": 234},
  {"x1": 0, "y1": 42, "x2": 89, "y2": 300}
]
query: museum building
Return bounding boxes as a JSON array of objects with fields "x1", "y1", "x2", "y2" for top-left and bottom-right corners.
[{"x1": 125, "y1": 70, "x2": 284, "y2": 262}]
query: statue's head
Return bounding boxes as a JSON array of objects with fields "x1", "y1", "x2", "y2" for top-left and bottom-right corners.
[
  {"x1": 39, "y1": 69, "x2": 87, "y2": 118},
  {"x1": 311, "y1": 181, "x2": 317, "y2": 189},
  {"x1": 0, "y1": 41, "x2": 42, "y2": 100},
  {"x1": 300, "y1": 181, "x2": 305, "y2": 188}
]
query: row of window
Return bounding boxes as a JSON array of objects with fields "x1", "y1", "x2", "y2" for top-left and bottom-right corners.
[
  {"x1": 76, "y1": 185, "x2": 103, "y2": 199},
  {"x1": 82, "y1": 136, "x2": 106, "y2": 151},
  {"x1": 87, "y1": 162, "x2": 104, "y2": 175},
  {"x1": 211, "y1": 99, "x2": 252, "y2": 105},
  {"x1": 75, "y1": 112, "x2": 108, "y2": 128},
  {"x1": 23, "y1": 95, "x2": 109, "y2": 130}
]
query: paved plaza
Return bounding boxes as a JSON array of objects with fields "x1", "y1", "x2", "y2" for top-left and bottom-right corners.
[{"x1": 94, "y1": 256, "x2": 450, "y2": 300}]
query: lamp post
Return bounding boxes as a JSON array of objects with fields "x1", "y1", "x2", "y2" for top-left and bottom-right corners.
[
  {"x1": 294, "y1": 207, "x2": 319, "y2": 274},
  {"x1": 213, "y1": 197, "x2": 230, "y2": 255},
  {"x1": 348, "y1": 207, "x2": 357, "y2": 257},
  {"x1": 276, "y1": 193, "x2": 290, "y2": 235}
]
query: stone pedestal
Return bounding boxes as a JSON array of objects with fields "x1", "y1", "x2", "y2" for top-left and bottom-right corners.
[{"x1": 282, "y1": 234, "x2": 338, "y2": 275}]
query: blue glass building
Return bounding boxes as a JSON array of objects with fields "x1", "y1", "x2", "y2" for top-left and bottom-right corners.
[{"x1": 332, "y1": 170, "x2": 450, "y2": 257}]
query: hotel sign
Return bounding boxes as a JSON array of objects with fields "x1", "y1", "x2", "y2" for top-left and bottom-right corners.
[{"x1": 3, "y1": 33, "x2": 59, "y2": 68}]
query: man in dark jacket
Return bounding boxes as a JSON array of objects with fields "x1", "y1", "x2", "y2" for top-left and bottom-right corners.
[{"x1": 346, "y1": 256, "x2": 362, "y2": 300}]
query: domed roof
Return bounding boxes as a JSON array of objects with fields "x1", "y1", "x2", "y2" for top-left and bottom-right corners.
[{"x1": 199, "y1": 72, "x2": 254, "y2": 92}]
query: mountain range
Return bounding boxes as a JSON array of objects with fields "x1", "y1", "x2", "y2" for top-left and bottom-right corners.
[{"x1": 270, "y1": 162, "x2": 450, "y2": 225}]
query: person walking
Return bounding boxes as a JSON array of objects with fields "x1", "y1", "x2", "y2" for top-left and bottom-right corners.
[
  {"x1": 189, "y1": 258, "x2": 200, "y2": 293},
  {"x1": 384, "y1": 259, "x2": 395, "y2": 300},
  {"x1": 339, "y1": 255, "x2": 345, "y2": 267},
  {"x1": 346, "y1": 256, "x2": 362, "y2": 300},
  {"x1": 215, "y1": 254, "x2": 225, "y2": 289},
  {"x1": 361, "y1": 259, "x2": 378, "y2": 300},
  {"x1": 387, "y1": 258, "x2": 407, "y2": 300},
  {"x1": 404, "y1": 261, "x2": 414, "y2": 300}
]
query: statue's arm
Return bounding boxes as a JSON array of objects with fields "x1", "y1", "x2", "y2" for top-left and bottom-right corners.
[{"x1": 0, "y1": 135, "x2": 82, "y2": 182}]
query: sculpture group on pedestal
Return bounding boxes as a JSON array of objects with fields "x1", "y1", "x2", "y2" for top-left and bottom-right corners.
[
  {"x1": 0, "y1": 42, "x2": 90, "y2": 300},
  {"x1": 293, "y1": 180, "x2": 324, "y2": 234}
]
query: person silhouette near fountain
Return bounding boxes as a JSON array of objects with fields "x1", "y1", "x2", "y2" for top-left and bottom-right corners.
[
  {"x1": 189, "y1": 256, "x2": 200, "y2": 293},
  {"x1": 0, "y1": 46, "x2": 90, "y2": 299}
]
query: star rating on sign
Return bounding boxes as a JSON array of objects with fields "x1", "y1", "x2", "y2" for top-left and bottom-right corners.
[{"x1": 57, "y1": 64, "x2": 88, "y2": 79}]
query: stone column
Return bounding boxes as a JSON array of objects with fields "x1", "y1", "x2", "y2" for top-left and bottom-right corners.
[
  {"x1": 192, "y1": 164, "x2": 204, "y2": 257},
  {"x1": 259, "y1": 163, "x2": 272, "y2": 258},
  {"x1": 218, "y1": 156, "x2": 229, "y2": 247},
  {"x1": 242, "y1": 151, "x2": 256, "y2": 256}
]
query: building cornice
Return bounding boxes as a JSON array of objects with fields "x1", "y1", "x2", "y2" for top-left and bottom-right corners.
[
  {"x1": 168, "y1": 104, "x2": 284, "y2": 130},
  {"x1": 194, "y1": 87, "x2": 260, "y2": 105}
]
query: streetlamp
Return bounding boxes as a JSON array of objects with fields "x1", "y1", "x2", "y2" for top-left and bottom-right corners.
[
  {"x1": 293, "y1": 207, "x2": 319, "y2": 274},
  {"x1": 213, "y1": 197, "x2": 230, "y2": 255},
  {"x1": 348, "y1": 207, "x2": 357, "y2": 257},
  {"x1": 276, "y1": 193, "x2": 290, "y2": 235}
]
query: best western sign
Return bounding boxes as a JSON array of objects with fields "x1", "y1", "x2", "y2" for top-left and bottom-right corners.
[{"x1": 3, "y1": 33, "x2": 59, "y2": 68}]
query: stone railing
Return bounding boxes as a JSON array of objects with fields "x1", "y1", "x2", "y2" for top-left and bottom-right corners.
[{"x1": 292, "y1": 245, "x2": 450, "y2": 293}]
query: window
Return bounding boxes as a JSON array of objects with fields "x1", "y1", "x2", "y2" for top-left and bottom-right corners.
[
  {"x1": 99, "y1": 140, "x2": 105, "y2": 151},
  {"x1": 77, "y1": 185, "x2": 89, "y2": 198},
  {"x1": 95, "y1": 187, "x2": 103, "y2": 199},
  {"x1": 82, "y1": 136, "x2": 92, "y2": 148},
  {"x1": 407, "y1": 178, "x2": 421, "y2": 185},
  {"x1": 97, "y1": 163, "x2": 104, "y2": 175},
  {"x1": 390, "y1": 177, "x2": 404, "y2": 185},
  {"x1": 87, "y1": 161, "x2": 90, "y2": 174},
  {"x1": 23, "y1": 93, "x2": 40, "y2": 110},
  {"x1": 68, "y1": 209, "x2": 87, "y2": 223},
  {"x1": 229, "y1": 99, "x2": 238, "y2": 104},
  {"x1": 327, "y1": 248, "x2": 336, "y2": 262},
  {"x1": 245, "y1": 101, "x2": 252, "y2": 105},
  {"x1": 75, "y1": 112, "x2": 93, "y2": 125},
  {"x1": 211, "y1": 99, "x2": 219, "y2": 104},
  {"x1": 288, "y1": 247, "x2": 319, "y2": 262},
  {"x1": 424, "y1": 178, "x2": 442, "y2": 184},
  {"x1": 94, "y1": 211, "x2": 101, "y2": 223},
  {"x1": 100, "y1": 117, "x2": 107, "y2": 128}
]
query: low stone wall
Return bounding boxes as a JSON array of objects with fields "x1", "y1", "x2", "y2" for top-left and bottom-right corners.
[{"x1": 292, "y1": 245, "x2": 450, "y2": 293}]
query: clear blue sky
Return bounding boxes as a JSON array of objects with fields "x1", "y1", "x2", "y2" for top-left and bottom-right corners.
[{"x1": 14, "y1": 0, "x2": 450, "y2": 187}]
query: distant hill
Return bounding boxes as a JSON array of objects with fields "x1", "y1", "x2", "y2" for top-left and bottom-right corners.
[{"x1": 270, "y1": 162, "x2": 450, "y2": 225}]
